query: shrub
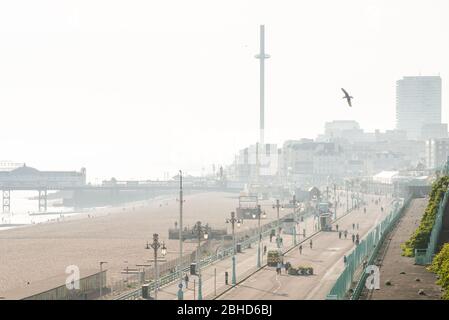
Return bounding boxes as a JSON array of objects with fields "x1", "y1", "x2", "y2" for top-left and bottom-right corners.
[
  {"x1": 429, "y1": 243, "x2": 449, "y2": 300},
  {"x1": 401, "y1": 176, "x2": 449, "y2": 257}
]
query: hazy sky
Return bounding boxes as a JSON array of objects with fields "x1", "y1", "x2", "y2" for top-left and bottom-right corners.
[{"x1": 0, "y1": 0, "x2": 448, "y2": 181}]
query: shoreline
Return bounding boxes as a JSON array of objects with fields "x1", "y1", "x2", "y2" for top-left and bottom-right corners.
[
  {"x1": 0, "y1": 193, "x2": 177, "y2": 233},
  {"x1": 0, "y1": 191, "x2": 259, "y2": 297}
]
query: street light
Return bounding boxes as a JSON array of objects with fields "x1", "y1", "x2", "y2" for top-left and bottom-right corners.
[
  {"x1": 177, "y1": 170, "x2": 185, "y2": 300},
  {"x1": 345, "y1": 180, "x2": 349, "y2": 213},
  {"x1": 253, "y1": 205, "x2": 266, "y2": 268},
  {"x1": 351, "y1": 193, "x2": 355, "y2": 210},
  {"x1": 272, "y1": 200, "x2": 282, "y2": 248},
  {"x1": 285, "y1": 195, "x2": 299, "y2": 246},
  {"x1": 146, "y1": 233, "x2": 167, "y2": 300},
  {"x1": 99, "y1": 261, "x2": 107, "y2": 299},
  {"x1": 192, "y1": 221, "x2": 208, "y2": 300},
  {"x1": 161, "y1": 243, "x2": 167, "y2": 256},
  {"x1": 332, "y1": 183, "x2": 337, "y2": 220},
  {"x1": 226, "y1": 211, "x2": 243, "y2": 285}
]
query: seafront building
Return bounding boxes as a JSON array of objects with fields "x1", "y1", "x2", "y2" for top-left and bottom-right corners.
[
  {"x1": 396, "y1": 76, "x2": 443, "y2": 140},
  {"x1": 228, "y1": 120, "x2": 430, "y2": 190},
  {"x1": 425, "y1": 138, "x2": 449, "y2": 169}
]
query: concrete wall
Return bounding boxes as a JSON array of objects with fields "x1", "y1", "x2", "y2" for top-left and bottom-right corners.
[{"x1": 23, "y1": 271, "x2": 106, "y2": 300}]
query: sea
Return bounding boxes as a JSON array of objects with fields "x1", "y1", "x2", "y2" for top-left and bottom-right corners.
[{"x1": 0, "y1": 190, "x2": 87, "y2": 231}]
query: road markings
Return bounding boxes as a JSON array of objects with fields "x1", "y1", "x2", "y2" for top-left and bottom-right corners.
[{"x1": 272, "y1": 273, "x2": 282, "y2": 294}]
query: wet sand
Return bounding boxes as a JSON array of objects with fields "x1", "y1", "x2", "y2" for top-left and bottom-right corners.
[{"x1": 0, "y1": 192, "x2": 279, "y2": 297}]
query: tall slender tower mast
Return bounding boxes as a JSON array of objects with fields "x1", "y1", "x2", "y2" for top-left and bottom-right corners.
[{"x1": 255, "y1": 25, "x2": 270, "y2": 146}]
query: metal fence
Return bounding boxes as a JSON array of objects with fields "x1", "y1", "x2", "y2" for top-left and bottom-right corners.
[
  {"x1": 115, "y1": 200, "x2": 359, "y2": 300},
  {"x1": 326, "y1": 197, "x2": 407, "y2": 300},
  {"x1": 415, "y1": 189, "x2": 449, "y2": 265},
  {"x1": 114, "y1": 210, "x2": 302, "y2": 300},
  {"x1": 109, "y1": 241, "x2": 211, "y2": 298}
]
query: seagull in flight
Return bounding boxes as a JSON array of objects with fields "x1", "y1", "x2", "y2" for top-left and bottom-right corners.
[{"x1": 341, "y1": 88, "x2": 353, "y2": 107}]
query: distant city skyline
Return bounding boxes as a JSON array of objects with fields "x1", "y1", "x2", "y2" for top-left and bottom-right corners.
[{"x1": 0, "y1": 1, "x2": 448, "y2": 181}]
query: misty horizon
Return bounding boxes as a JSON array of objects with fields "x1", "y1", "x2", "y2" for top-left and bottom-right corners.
[{"x1": 1, "y1": 0, "x2": 448, "y2": 181}]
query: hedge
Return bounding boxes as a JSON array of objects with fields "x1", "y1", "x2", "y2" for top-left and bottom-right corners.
[
  {"x1": 401, "y1": 176, "x2": 449, "y2": 257},
  {"x1": 429, "y1": 243, "x2": 449, "y2": 300}
]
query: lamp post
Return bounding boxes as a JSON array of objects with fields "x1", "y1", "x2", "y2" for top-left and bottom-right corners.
[
  {"x1": 226, "y1": 211, "x2": 242, "y2": 285},
  {"x1": 272, "y1": 200, "x2": 282, "y2": 248},
  {"x1": 291, "y1": 195, "x2": 298, "y2": 246},
  {"x1": 333, "y1": 183, "x2": 337, "y2": 220},
  {"x1": 346, "y1": 180, "x2": 349, "y2": 213},
  {"x1": 177, "y1": 170, "x2": 185, "y2": 300},
  {"x1": 253, "y1": 205, "x2": 266, "y2": 268},
  {"x1": 351, "y1": 193, "x2": 355, "y2": 210},
  {"x1": 99, "y1": 261, "x2": 107, "y2": 299},
  {"x1": 192, "y1": 221, "x2": 208, "y2": 300},
  {"x1": 146, "y1": 233, "x2": 167, "y2": 300}
]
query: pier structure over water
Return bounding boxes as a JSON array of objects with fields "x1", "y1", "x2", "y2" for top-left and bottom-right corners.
[{"x1": 0, "y1": 165, "x2": 235, "y2": 212}]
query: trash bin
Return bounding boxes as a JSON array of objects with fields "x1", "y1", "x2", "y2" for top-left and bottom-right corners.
[
  {"x1": 236, "y1": 243, "x2": 242, "y2": 253},
  {"x1": 142, "y1": 283, "x2": 150, "y2": 299},
  {"x1": 190, "y1": 263, "x2": 197, "y2": 275}
]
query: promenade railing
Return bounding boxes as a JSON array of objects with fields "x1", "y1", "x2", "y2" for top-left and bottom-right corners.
[
  {"x1": 114, "y1": 210, "x2": 300, "y2": 300},
  {"x1": 415, "y1": 188, "x2": 449, "y2": 265},
  {"x1": 115, "y1": 192, "x2": 363, "y2": 300},
  {"x1": 326, "y1": 197, "x2": 408, "y2": 300}
]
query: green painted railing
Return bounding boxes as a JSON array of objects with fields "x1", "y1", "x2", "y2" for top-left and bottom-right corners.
[
  {"x1": 414, "y1": 189, "x2": 448, "y2": 265},
  {"x1": 326, "y1": 198, "x2": 406, "y2": 300},
  {"x1": 115, "y1": 213, "x2": 293, "y2": 300}
]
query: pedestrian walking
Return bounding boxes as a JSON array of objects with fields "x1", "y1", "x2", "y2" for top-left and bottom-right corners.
[
  {"x1": 309, "y1": 239, "x2": 313, "y2": 249},
  {"x1": 284, "y1": 262, "x2": 290, "y2": 273},
  {"x1": 352, "y1": 234, "x2": 355, "y2": 243},
  {"x1": 184, "y1": 274, "x2": 189, "y2": 289},
  {"x1": 264, "y1": 245, "x2": 267, "y2": 255},
  {"x1": 352, "y1": 223, "x2": 355, "y2": 230},
  {"x1": 225, "y1": 271, "x2": 229, "y2": 285},
  {"x1": 299, "y1": 245, "x2": 303, "y2": 254},
  {"x1": 336, "y1": 224, "x2": 339, "y2": 232},
  {"x1": 339, "y1": 231, "x2": 342, "y2": 239},
  {"x1": 276, "y1": 262, "x2": 282, "y2": 275},
  {"x1": 356, "y1": 233, "x2": 360, "y2": 242},
  {"x1": 344, "y1": 230, "x2": 348, "y2": 239}
]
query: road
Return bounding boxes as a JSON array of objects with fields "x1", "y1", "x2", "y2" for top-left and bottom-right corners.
[
  {"x1": 156, "y1": 207, "x2": 315, "y2": 300},
  {"x1": 155, "y1": 192, "x2": 389, "y2": 300},
  {"x1": 217, "y1": 194, "x2": 394, "y2": 300}
]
